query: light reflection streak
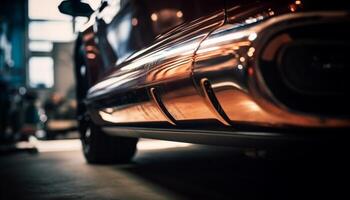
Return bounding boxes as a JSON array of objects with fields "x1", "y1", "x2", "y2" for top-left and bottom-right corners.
[
  {"x1": 201, "y1": 30, "x2": 251, "y2": 47},
  {"x1": 89, "y1": 70, "x2": 141, "y2": 94},
  {"x1": 248, "y1": 32, "x2": 258, "y2": 41},
  {"x1": 100, "y1": 111, "x2": 120, "y2": 123},
  {"x1": 212, "y1": 81, "x2": 244, "y2": 90},
  {"x1": 16, "y1": 137, "x2": 192, "y2": 153},
  {"x1": 16, "y1": 137, "x2": 82, "y2": 152},
  {"x1": 119, "y1": 39, "x2": 199, "y2": 71},
  {"x1": 137, "y1": 139, "x2": 192, "y2": 150}
]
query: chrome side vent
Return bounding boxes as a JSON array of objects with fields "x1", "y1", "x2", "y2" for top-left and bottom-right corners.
[
  {"x1": 150, "y1": 87, "x2": 177, "y2": 125},
  {"x1": 200, "y1": 78, "x2": 232, "y2": 126}
]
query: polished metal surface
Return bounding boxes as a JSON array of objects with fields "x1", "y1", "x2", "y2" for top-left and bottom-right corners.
[
  {"x1": 194, "y1": 11, "x2": 350, "y2": 127},
  {"x1": 85, "y1": 4, "x2": 350, "y2": 129},
  {"x1": 87, "y1": 10, "x2": 225, "y2": 124}
]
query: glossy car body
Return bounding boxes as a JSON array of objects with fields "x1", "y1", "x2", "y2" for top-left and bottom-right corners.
[{"x1": 74, "y1": 0, "x2": 350, "y2": 146}]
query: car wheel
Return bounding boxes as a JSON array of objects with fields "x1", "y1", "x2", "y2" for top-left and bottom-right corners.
[{"x1": 79, "y1": 117, "x2": 138, "y2": 164}]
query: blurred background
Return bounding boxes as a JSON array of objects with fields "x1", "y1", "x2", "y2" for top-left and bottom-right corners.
[
  {"x1": 0, "y1": 0, "x2": 222, "y2": 154},
  {"x1": 0, "y1": 0, "x2": 106, "y2": 143}
]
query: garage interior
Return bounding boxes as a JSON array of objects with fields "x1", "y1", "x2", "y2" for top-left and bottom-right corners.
[{"x1": 1, "y1": 0, "x2": 350, "y2": 199}]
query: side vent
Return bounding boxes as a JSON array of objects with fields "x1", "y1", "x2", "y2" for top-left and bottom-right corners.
[
  {"x1": 150, "y1": 87, "x2": 176, "y2": 125},
  {"x1": 200, "y1": 78, "x2": 231, "y2": 126}
]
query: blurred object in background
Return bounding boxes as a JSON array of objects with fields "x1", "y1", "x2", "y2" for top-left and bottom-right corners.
[
  {"x1": 0, "y1": 21, "x2": 14, "y2": 69},
  {"x1": 0, "y1": 86, "x2": 42, "y2": 143},
  {"x1": 0, "y1": 19, "x2": 15, "y2": 143},
  {"x1": 21, "y1": 90, "x2": 41, "y2": 137},
  {"x1": 1, "y1": 0, "x2": 97, "y2": 145},
  {"x1": 41, "y1": 91, "x2": 77, "y2": 140},
  {"x1": 1, "y1": 0, "x2": 36, "y2": 144},
  {"x1": 25, "y1": 0, "x2": 84, "y2": 140}
]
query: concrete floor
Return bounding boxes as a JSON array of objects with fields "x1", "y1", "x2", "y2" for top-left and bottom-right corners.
[{"x1": 0, "y1": 138, "x2": 349, "y2": 200}]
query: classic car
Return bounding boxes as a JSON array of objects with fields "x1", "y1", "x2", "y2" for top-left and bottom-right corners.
[{"x1": 59, "y1": 0, "x2": 350, "y2": 163}]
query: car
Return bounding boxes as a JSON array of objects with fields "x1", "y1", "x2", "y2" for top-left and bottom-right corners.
[{"x1": 59, "y1": 0, "x2": 350, "y2": 164}]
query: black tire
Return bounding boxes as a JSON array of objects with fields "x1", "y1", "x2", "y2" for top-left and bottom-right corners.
[
  {"x1": 74, "y1": 35, "x2": 137, "y2": 164},
  {"x1": 79, "y1": 119, "x2": 138, "y2": 164}
]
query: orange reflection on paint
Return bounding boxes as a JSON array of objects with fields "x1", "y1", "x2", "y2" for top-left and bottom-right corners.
[
  {"x1": 176, "y1": 11, "x2": 183, "y2": 18},
  {"x1": 85, "y1": 45, "x2": 94, "y2": 51},
  {"x1": 151, "y1": 13, "x2": 158, "y2": 21},
  {"x1": 131, "y1": 18, "x2": 138, "y2": 26},
  {"x1": 248, "y1": 67, "x2": 254, "y2": 76},
  {"x1": 289, "y1": 4, "x2": 297, "y2": 12},
  {"x1": 87, "y1": 53, "x2": 96, "y2": 59},
  {"x1": 247, "y1": 47, "x2": 255, "y2": 57},
  {"x1": 83, "y1": 32, "x2": 94, "y2": 41}
]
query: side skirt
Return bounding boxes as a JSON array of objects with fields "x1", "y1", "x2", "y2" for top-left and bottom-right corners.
[{"x1": 102, "y1": 126, "x2": 313, "y2": 148}]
